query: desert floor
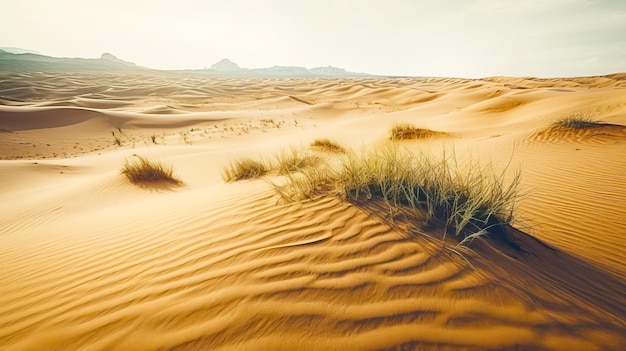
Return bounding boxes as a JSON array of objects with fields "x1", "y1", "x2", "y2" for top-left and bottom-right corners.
[{"x1": 1, "y1": 72, "x2": 625, "y2": 350}]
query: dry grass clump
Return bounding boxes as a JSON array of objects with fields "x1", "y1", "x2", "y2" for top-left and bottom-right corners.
[
  {"x1": 122, "y1": 154, "x2": 181, "y2": 185},
  {"x1": 222, "y1": 156, "x2": 270, "y2": 182},
  {"x1": 273, "y1": 162, "x2": 332, "y2": 202},
  {"x1": 274, "y1": 143, "x2": 520, "y2": 244},
  {"x1": 390, "y1": 122, "x2": 446, "y2": 140},
  {"x1": 311, "y1": 138, "x2": 346, "y2": 153},
  {"x1": 274, "y1": 147, "x2": 320, "y2": 175},
  {"x1": 552, "y1": 115, "x2": 598, "y2": 129},
  {"x1": 223, "y1": 147, "x2": 320, "y2": 182}
]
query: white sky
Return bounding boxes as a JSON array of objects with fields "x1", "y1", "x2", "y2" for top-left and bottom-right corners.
[{"x1": 1, "y1": 0, "x2": 625, "y2": 77}]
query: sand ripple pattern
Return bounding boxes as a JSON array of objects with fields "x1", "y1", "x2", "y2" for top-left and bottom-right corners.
[
  {"x1": 1, "y1": 183, "x2": 624, "y2": 350},
  {"x1": 526, "y1": 124, "x2": 626, "y2": 145},
  {"x1": 2, "y1": 72, "x2": 626, "y2": 350}
]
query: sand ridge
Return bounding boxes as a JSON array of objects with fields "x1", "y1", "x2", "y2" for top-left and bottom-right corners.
[{"x1": 1, "y1": 71, "x2": 625, "y2": 350}]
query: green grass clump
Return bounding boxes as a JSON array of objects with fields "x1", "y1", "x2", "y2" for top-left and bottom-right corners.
[
  {"x1": 390, "y1": 122, "x2": 445, "y2": 140},
  {"x1": 552, "y1": 115, "x2": 598, "y2": 129},
  {"x1": 311, "y1": 138, "x2": 346, "y2": 153},
  {"x1": 274, "y1": 143, "x2": 520, "y2": 244},
  {"x1": 122, "y1": 155, "x2": 181, "y2": 184},
  {"x1": 222, "y1": 156, "x2": 270, "y2": 182}
]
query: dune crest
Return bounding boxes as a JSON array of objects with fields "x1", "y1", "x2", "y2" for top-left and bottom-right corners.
[{"x1": 527, "y1": 121, "x2": 626, "y2": 144}]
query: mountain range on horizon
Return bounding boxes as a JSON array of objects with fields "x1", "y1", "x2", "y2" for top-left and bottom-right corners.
[
  {"x1": 205, "y1": 58, "x2": 369, "y2": 77},
  {"x1": 0, "y1": 48, "x2": 373, "y2": 77}
]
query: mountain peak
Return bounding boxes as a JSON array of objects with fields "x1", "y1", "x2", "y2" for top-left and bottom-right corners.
[
  {"x1": 211, "y1": 58, "x2": 241, "y2": 72},
  {"x1": 101, "y1": 53, "x2": 119, "y2": 61},
  {"x1": 99, "y1": 53, "x2": 137, "y2": 67}
]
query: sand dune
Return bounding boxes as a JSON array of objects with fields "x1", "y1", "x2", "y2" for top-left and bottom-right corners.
[
  {"x1": 527, "y1": 123, "x2": 626, "y2": 144},
  {"x1": 1, "y1": 71, "x2": 625, "y2": 350}
]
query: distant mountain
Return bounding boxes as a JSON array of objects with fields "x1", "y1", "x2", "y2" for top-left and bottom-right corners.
[
  {"x1": 0, "y1": 51, "x2": 373, "y2": 77},
  {"x1": 211, "y1": 58, "x2": 241, "y2": 72},
  {"x1": 309, "y1": 66, "x2": 348, "y2": 75},
  {"x1": 100, "y1": 52, "x2": 137, "y2": 66},
  {"x1": 0, "y1": 47, "x2": 41, "y2": 55},
  {"x1": 195, "y1": 59, "x2": 372, "y2": 77},
  {"x1": 252, "y1": 66, "x2": 312, "y2": 76},
  {"x1": 0, "y1": 50, "x2": 149, "y2": 73}
]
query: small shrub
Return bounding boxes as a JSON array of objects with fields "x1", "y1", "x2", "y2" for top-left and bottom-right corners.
[
  {"x1": 390, "y1": 122, "x2": 445, "y2": 140},
  {"x1": 552, "y1": 115, "x2": 597, "y2": 129},
  {"x1": 151, "y1": 135, "x2": 157, "y2": 144},
  {"x1": 222, "y1": 157, "x2": 270, "y2": 182},
  {"x1": 114, "y1": 137, "x2": 122, "y2": 146},
  {"x1": 121, "y1": 155, "x2": 181, "y2": 184},
  {"x1": 311, "y1": 138, "x2": 346, "y2": 153}
]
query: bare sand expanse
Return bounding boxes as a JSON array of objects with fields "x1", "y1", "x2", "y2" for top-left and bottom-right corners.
[{"x1": 1, "y1": 72, "x2": 625, "y2": 350}]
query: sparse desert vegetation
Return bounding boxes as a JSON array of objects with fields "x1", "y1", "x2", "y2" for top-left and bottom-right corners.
[
  {"x1": 530, "y1": 114, "x2": 626, "y2": 143},
  {"x1": 222, "y1": 147, "x2": 320, "y2": 181},
  {"x1": 274, "y1": 147, "x2": 320, "y2": 175},
  {"x1": 223, "y1": 137, "x2": 520, "y2": 245},
  {"x1": 552, "y1": 115, "x2": 598, "y2": 129},
  {"x1": 222, "y1": 156, "x2": 270, "y2": 182},
  {"x1": 121, "y1": 154, "x2": 181, "y2": 184},
  {"x1": 390, "y1": 122, "x2": 447, "y2": 140},
  {"x1": 311, "y1": 138, "x2": 346, "y2": 152},
  {"x1": 272, "y1": 142, "x2": 520, "y2": 244}
]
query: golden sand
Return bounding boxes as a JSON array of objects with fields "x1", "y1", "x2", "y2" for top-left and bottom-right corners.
[{"x1": 1, "y1": 72, "x2": 625, "y2": 350}]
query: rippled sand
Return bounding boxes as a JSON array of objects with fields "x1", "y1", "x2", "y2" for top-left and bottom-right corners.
[{"x1": 1, "y1": 72, "x2": 625, "y2": 350}]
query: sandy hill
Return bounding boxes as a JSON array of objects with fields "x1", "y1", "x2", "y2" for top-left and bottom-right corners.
[{"x1": 0, "y1": 71, "x2": 625, "y2": 350}]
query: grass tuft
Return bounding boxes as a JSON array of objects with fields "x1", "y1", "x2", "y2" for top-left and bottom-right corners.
[
  {"x1": 390, "y1": 122, "x2": 445, "y2": 140},
  {"x1": 121, "y1": 155, "x2": 181, "y2": 184},
  {"x1": 222, "y1": 156, "x2": 270, "y2": 182},
  {"x1": 273, "y1": 143, "x2": 520, "y2": 244},
  {"x1": 311, "y1": 138, "x2": 346, "y2": 153},
  {"x1": 223, "y1": 147, "x2": 322, "y2": 182},
  {"x1": 274, "y1": 147, "x2": 320, "y2": 175},
  {"x1": 552, "y1": 115, "x2": 598, "y2": 129}
]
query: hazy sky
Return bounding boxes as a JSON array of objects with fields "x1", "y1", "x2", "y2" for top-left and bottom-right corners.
[{"x1": 1, "y1": 0, "x2": 625, "y2": 77}]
